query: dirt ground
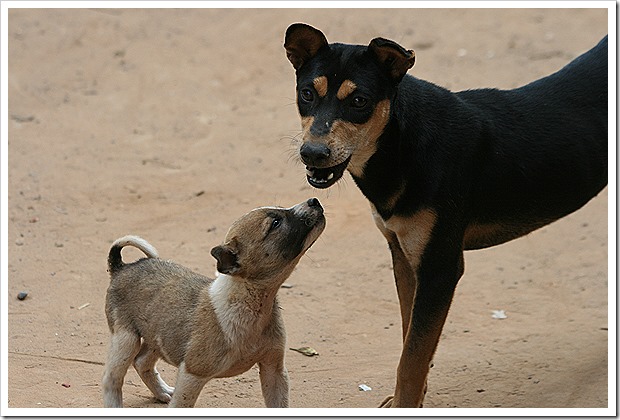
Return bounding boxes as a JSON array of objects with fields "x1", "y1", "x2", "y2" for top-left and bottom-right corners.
[{"x1": 5, "y1": 6, "x2": 611, "y2": 413}]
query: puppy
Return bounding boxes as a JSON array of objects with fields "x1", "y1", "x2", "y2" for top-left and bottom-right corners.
[
  {"x1": 284, "y1": 23, "x2": 607, "y2": 407},
  {"x1": 102, "y1": 198, "x2": 325, "y2": 408}
]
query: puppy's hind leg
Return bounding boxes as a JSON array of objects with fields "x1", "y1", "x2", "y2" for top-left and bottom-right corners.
[
  {"x1": 102, "y1": 328, "x2": 141, "y2": 408},
  {"x1": 133, "y1": 342, "x2": 174, "y2": 403}
]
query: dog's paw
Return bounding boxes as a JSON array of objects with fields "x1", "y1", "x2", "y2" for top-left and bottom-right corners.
[
  {"x1": 379, "y1": 395, "x2": 423, "y2": 408},
  {"x1": 379, "y1": 395, "x2": 393, "y2": 408}
]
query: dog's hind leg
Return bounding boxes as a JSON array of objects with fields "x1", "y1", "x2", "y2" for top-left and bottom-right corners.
[
  {"x1": 133, "y1": 342, "x2": 174, "y2": 403},
  {"x1": 102, "y1": 328, "x2": 141, "y2": 408}
]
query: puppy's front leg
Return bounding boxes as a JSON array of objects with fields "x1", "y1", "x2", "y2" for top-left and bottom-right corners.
[
  {"x1": 259, "y1": 351, "x2": 290, "y2": 408},
  {"x1": 168, "y1": 362, "x2": 209, "y2": 408}
]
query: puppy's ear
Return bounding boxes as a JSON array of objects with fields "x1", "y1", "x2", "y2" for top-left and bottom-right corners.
[
  {"x1": 284, "y1": 23, "x2": 328, "y2": 70},
  {"x1": 368, "y1": 38, "x2": 415, "y2": 82},
  {"x1": 210, "y1": 242, "x2": 240, "y2": 275}
]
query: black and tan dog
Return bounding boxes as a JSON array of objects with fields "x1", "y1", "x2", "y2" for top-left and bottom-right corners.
[
  {"x1": 103, "y1": 198, "x2": 325, "y2": 408},
  {"x1": 284, "y1": 23, "x2": 607, "y2": 407}
]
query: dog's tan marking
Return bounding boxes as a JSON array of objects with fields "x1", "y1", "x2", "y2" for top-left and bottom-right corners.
[
  {"x1": 333, "y1": 99, "x2": 391, "y2": 178},
  {"x1": 299, "y1": 100, "x2": 390, "y2": 178},
  {"x1": 383, "y1": 209, "x2": 437, "y2": 270},
  {"x1": 336, "y1": 79, "x2": 357, "y2": 100},
  {"x1": 313, "y1": 76, "x2": 328, "y2": 98},
  {"x1": 464, "y1": 221, "x2": 551, "y2": 250},
  {"x1": 300, "y1": 116, "x2": 313, "y2": 133}
]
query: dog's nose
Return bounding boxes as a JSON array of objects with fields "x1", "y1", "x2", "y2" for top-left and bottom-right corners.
[
  {"x1": 300, "y1": 143, "x2": 331, "y2": 167},
  {"x1": 307, "y1": 197, "x2": 321, "y2": 208}
]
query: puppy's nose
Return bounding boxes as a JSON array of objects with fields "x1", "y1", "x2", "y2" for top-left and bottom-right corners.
[
  {"x1": 300, "y1": 143, "x2": 330, "y2": 167},
  {"x1": 307, "y1": 197, "x2": 321, "y2": 208}
]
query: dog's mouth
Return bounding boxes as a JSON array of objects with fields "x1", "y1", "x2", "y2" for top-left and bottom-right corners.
[{"x1": 305, "y1": 156, "x2": 351, "y2": 189}]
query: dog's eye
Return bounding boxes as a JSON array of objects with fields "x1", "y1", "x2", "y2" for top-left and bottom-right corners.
[
  {"x1": 351, "y1": 96, "x2": 368, "y2": 109},
  {"x1": 300, "y1": 88, "x2": 314, "y2": 103}
]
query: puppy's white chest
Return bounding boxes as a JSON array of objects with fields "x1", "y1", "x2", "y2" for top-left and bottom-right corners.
[{"x1": 209, "y1": 275, "x2": 263, "y2": 346}]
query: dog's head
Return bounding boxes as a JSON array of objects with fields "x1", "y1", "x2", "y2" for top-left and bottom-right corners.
[
  {"x1": 210, "y1": 198, "x2": 325, "y2": 281},
  {"x1": 284, "y1": 23, "x2": 415, "y2": 188}
]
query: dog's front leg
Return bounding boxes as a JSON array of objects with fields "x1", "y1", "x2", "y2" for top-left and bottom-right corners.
[
  {"x1": 387, "y1": 232, "x2": 418, "y2": 340},
  {"x1": 168, "y1": 362, "x2": 210, "y2": 408},
  {"x1": 259, "y1": 351, "x2": 290, "y2": 407},
  {"x1": 381, "y1": 213, "x2": 464, "y2": 407},
  {"x1": 372, "y1": 209, "x2": 418, "y2": 340}
]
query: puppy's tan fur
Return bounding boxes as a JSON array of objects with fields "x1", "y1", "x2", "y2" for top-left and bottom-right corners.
[{"x1": 102, "y1": 199, "x2": 325, "y2": 408}]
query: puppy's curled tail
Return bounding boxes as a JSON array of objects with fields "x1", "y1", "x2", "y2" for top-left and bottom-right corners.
[{"x1": 108, "y1": 235, "x2": 159, "y2": 274}]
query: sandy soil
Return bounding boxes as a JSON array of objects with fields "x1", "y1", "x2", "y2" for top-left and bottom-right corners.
[{"x1": 6, "y1": 7, "x2": 610, "y2": 412}]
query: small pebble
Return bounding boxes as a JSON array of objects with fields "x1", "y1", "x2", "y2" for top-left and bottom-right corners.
[
  {"x1": 61, "y1": 383, "x2": 70, "y2": 388},
  {"x1": 17, "y1": 291, "x2": 28, "y2": 300}
]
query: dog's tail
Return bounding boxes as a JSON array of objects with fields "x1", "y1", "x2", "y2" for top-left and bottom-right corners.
[{"x1": 108, "y1": 235, "x2": 159, "y2": 274}]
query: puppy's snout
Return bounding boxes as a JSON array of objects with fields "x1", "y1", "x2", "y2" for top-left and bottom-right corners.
[
  {"x1": 292, "y1": 198, "x2": 325, "y2": 227},
  {"x1": 303, "y1": 197, "x2": 324, "y2": 218},
  {"x1": 307, "y1": 197, "x2": 322, "y2": 209},
  {"x1": 300, "y1": 142, "x2": 331, "y2": 167}
]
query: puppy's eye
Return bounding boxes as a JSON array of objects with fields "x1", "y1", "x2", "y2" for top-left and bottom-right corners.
[
  {"x1": 351, "y1": 96, "x2": 368, "y2": 109},
  {"x1": 300, "y1": 88, "x2": 314, "y2": 103},
  {"x1": 270, "y1": 217, "x2": 282, "y2": 231}
]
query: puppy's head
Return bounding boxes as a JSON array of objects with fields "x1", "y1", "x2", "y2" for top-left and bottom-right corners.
[
  {"x1": 284, "y1": 23, "x2": 415, "y2": 188},
  {"x1": 210, "y1": 198, "x2": 325, "y2": 282}
]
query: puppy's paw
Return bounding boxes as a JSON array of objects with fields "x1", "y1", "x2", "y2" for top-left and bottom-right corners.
[{"x1": 156, "y1": 387, "x2": 174, "y2": 403}]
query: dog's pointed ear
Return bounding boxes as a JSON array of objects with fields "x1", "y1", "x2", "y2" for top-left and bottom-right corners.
[
  {"x1": 368, "y1": 37, "x2": 415, "y2": 82},
  {"x1": 210, "y1": 241, "x2": 240, "y2": 275},
  {"x1": 284, "y1": 23, "x2": 328, "y2": 70}
]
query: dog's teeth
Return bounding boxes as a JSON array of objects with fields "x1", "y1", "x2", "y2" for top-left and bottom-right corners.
[
  {"x1": 306, "y1": 168, "x2": 315, "y2": 177},
  {"x1": 327, "y1": 173, "x2": 334, "y2": 181}
]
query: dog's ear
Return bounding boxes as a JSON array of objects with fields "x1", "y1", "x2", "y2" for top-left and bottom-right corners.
[
  {"x1": 284, "y1": 23, "x2": 328, "y2": 70},
  {"x1": 368, "y1": 37, "x2": 415, "y2": 81},
  {"x1": 210, "y1": 242, "x2": 240, "y2": 275}
]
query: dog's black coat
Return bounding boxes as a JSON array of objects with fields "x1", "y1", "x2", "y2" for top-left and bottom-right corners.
[
  {"x1": 286, "y1": 24, "x2": 607, "y2": 407},
  {"x1": 304, "y1": 37, "x2": 608, "y2": 238}
]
